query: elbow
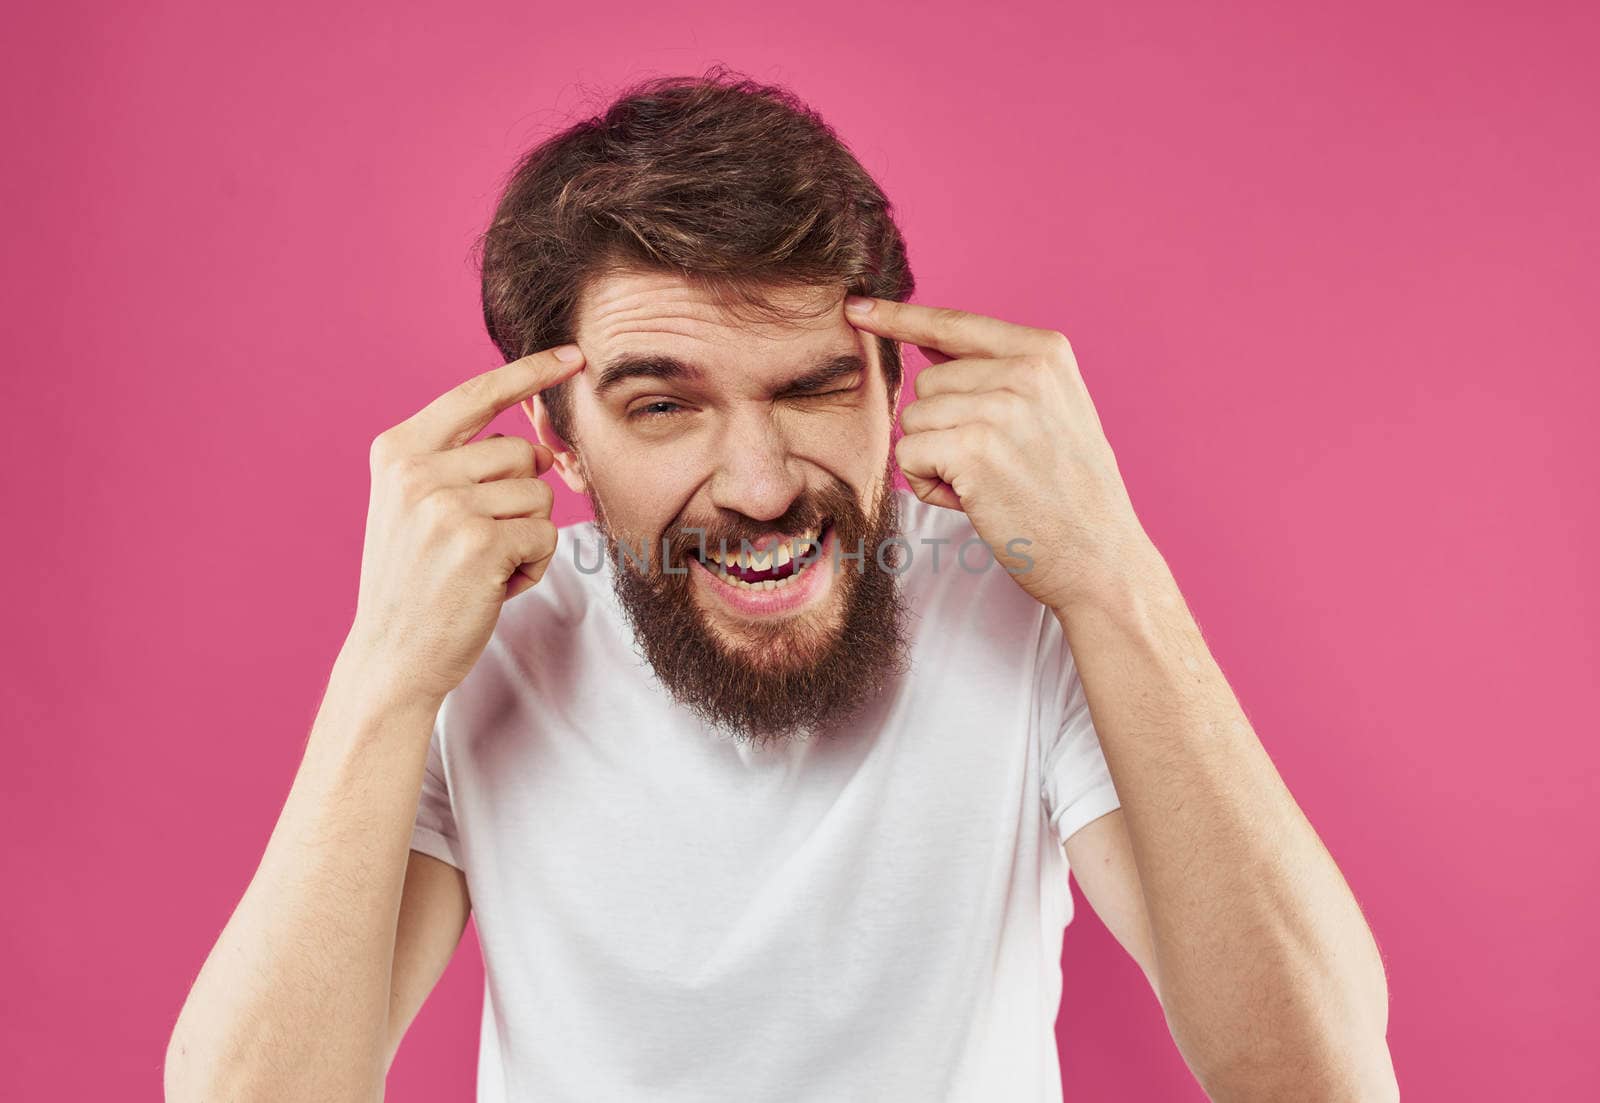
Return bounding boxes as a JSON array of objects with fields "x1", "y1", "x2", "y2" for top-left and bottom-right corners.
[
  {"x1": 1175, "y1": 983, "x2": 1397, "y2": 1103},
  {"x1": 1188, "y1": 937, "x2": 1396, "y2": 1101},
  {"x1": 164, "y1": 1016, "x2": 387, "y2": 1103},
  {"x1": 162, "y1": 1019, "x2": 251, "y2": 1103},
  {"x1": 1345, "y1": 1034, "x2": 1401, "y2": 1103},
  {"x1": 1355, "y1": 1047, "x2": 1401, "y2": 1103},
  {"x1": 163, "y1": 1022, "x2": 205, "y2": 1103},
  {"x1": 1194, "y1": 1036, "x2": 1398, "y2": 1103}
]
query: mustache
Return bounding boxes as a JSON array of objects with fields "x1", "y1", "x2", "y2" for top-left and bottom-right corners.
[
  {"x1": 598, "y1": 462, "x2": 911, "y2": 744},
  {"x1": 654, "y1": 483, "x2": 858, "y2": 570}
]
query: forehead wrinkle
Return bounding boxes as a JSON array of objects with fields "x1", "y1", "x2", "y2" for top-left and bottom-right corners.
[
  {"x1": 583, "y1": 305, "x2": 763, "y2": 357},
  {"x1": 584, "y1": 309, "x2": 845, "y2": 381},
  {"x1": 589, "y1": 294, "x2": 729, "y2": 328},
  {"x1": 573, "y1": 276, "x2": 867, "y2": 407},
  {"x1": 579, "y1": 276, "x2": 841, "y2": 345},
  {"x1": 582, "y1": 282, "x2": 732, "y2": 330},
  {"x1": 598, "y1": 321, "x2": 726, "y2": 346}
]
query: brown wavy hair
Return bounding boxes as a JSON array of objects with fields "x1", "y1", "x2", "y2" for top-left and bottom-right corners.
[{"x1": 475, "y1": 63, "x2": 916, "y2": 446}]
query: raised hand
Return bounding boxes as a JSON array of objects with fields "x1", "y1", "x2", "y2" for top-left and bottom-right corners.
[
  {"x1": 844, "y1": 296, "x2": 1155, "y2": 614},
  {"x1": 347, "y1": 343, "x2": 585, "y2": 708}
]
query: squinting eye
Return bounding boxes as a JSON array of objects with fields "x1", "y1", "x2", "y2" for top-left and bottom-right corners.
[{"x1": 630, "y1": 401, "x2": 686, "y2": 419}]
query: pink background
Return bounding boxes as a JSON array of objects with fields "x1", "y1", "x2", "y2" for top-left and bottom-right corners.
[{"x1": 3, "y1": 2, "x2": 1596, "y2": 1099}]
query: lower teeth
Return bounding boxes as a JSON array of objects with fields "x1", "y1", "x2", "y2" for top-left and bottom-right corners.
[{"x1": 711, "y1": 559, "x2": 811, "y2": 591}]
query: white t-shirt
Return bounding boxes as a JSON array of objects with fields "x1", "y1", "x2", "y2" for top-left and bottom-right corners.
[{"x1": 410, "y1": 488, "x2": 1122, "y2": 1102}]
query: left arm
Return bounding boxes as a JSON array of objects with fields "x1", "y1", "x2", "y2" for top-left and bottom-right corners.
[
  {"x1": 1058, "y1": 550, "x2": 1396, "y2": 1102},
  {"x1": 843, "y1": 294, "x2": 1397, "y2": 1102}
]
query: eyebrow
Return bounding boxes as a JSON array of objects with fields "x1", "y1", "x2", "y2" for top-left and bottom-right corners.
[{"x1": 591, "y1": 352, "x2": 866, "y2": 400}]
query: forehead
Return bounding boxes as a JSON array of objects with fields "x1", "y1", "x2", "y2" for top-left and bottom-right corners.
[{"x1": 572, "y1": 269, "x2": 862, "y2": 376}]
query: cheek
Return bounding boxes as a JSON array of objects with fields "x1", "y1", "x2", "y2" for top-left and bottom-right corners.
[
  {"x1": 588, "y1": 401, "x2": 892, "y2": 513},
  {"x1": 585, "y1": 440, "x2": 698, "y2": 536},
  {"x1": 787, "y1": 403, "x2": 891, "y2": 474}
]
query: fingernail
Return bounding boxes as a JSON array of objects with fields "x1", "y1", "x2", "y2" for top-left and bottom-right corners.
[
  {"x1": 554, "y1": 343, "x2": 583, "y2": 362},
  {"x1": 844, "y1": 295, "x2": 874, "y2": 316}
]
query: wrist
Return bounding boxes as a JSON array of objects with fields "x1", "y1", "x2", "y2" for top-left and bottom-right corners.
[
  {"x1": 329, "y1": 631, "x2": 446, "y2": 725},
  {"x1": 1050, "y1": 525, "x2": 1172, "y2": 617},
  {"x1": 299, "y1": 637, "x2": 443, "y2": 795}
]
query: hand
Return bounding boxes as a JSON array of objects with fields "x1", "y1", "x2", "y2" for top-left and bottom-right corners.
[
  {"x1": 345, "y1": 344, "x2": 585, "y2": 709},
  {"x1": 844, "y1": 296, "x2": 1155, "y2": 613}
]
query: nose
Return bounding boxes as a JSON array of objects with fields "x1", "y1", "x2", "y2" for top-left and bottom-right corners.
[{"x1": 706, "y1": 406, "x2": 805, "y2": 523}]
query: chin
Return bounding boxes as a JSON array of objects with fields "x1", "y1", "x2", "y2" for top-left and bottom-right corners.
[{"x1": 695, "y1": 587, "x2": 845, "y2": 671}]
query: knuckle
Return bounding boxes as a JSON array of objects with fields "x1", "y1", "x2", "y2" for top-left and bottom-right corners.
[
  {"x1": 528, "y1": 478, "x2": 555, "y2": 514},
  {"x1": 1012, "y1": 354, "x2": 1054, "y2": 390},
  {"x1": 504, "y1": 434, "x2": 537, "y2": 475},
  {"x1": 457, "y1": 372, "x2": 494, "y2": 404},
  {"x1": 417, "y1": 486, "x2": 461, "y2": 525},
  {"x1": 516, "y1": 517, "x2": 558, "y2": 566},
  {"x1": 370, "y1": 429, "x2": 415, "y2": 475},
  {"x1": 985, "y1": 390, "x2": 1026, "y2": 423},
  {"x1": 368, "y1": 430, "x2": 394, "y2": 469},
  {"x1": 453, "y1": 517, "x2": 498, "y2": 558},
  {"x1": 926, "y1": 307, "x2": 966, "y2": 342},
  {"x1": 390, "y1": 454, "x2": 433, "y2": 499},
  {"x1": 1041, "y1": 329, "x2": 1078, "y2": 372},
  {"x1": 532, "y1": 516, "x2": 558, "y2": 549}
]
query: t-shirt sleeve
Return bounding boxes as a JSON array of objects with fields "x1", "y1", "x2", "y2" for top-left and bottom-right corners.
[
  {"x1": 1038, "y1": 610, "x2": 1122, "y2": 846},
  {"x1": 409, "y1": 711, "x2": 463, "y2": 870}
]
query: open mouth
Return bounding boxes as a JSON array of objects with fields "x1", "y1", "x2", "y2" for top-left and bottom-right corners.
[{"x1": 692, "y1": 520, "x2": 834, "y2": 591}]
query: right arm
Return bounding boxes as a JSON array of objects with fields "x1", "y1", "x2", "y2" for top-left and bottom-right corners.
[
  {"x1": 164, "y1": 342, "x2": 587, "y2": 1102},
  {"x1": 163, "y1": 643, "x2": 465, "y2": 1102}
]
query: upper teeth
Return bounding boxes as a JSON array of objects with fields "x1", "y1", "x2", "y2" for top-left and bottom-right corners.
[{"x1": 706, "y1": 526, "x2": 822, "y2": 570}]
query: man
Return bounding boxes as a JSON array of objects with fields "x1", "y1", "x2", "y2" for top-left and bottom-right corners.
[{"x1": 167, "y1": 69, "x2": 1397, "y2": 1101}]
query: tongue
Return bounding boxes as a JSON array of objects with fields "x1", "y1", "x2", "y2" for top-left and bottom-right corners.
[{"x1": 728, "y1": 557, "x2": 800, "y2": 584}]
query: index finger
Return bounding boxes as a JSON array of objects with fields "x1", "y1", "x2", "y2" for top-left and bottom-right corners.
[
  {"x1": 403, "y1": 344, "x2": 585, "y2": 452},
  {"x1": 842, "y1": 296, "x2": 1060, "y2": 361}
]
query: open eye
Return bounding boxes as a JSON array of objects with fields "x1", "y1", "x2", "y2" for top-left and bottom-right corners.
[{"x1": 628, "y1": 400, "x2": 687, "y2": 420}]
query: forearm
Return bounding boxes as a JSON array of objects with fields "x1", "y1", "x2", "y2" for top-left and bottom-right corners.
[
  {"x1": 165, "y1": 637, "x2": 441, "y2": 1103},
  {"x1": 1057, "y1": 549, "x2": 1395, "y2": 1101}
]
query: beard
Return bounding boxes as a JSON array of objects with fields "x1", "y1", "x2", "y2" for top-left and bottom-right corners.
[{"x1": 584, "y1": 459, "x2": 912, "y2": 747}]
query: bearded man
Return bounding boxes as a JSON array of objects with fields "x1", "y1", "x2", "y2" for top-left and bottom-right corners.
[{"x1": 168, "y1": 68, "x2": 1397, "y2": 1103}]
